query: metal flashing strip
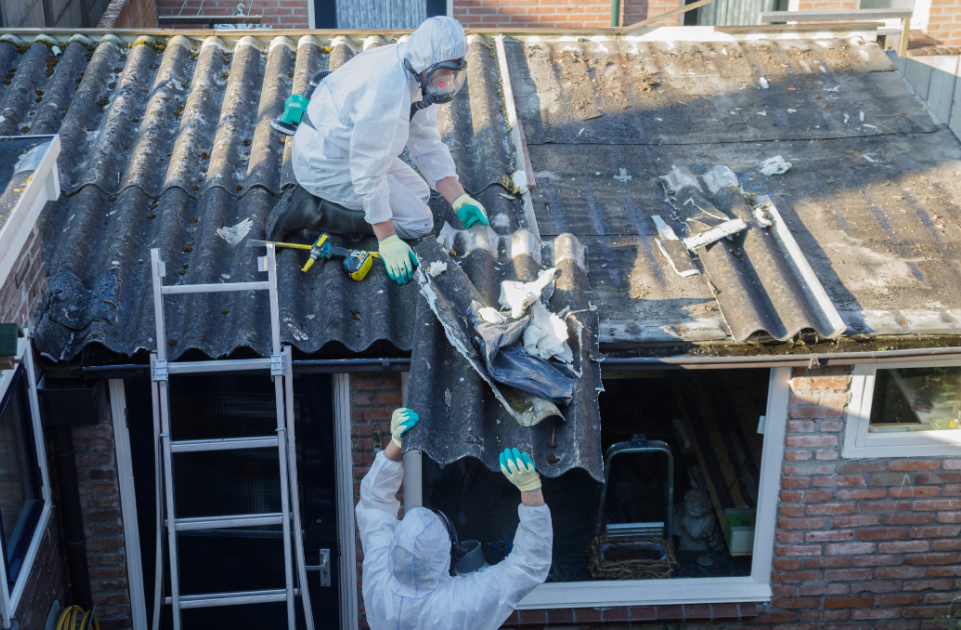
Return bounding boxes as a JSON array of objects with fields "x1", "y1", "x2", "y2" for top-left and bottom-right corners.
[{"x1": 494, "y1": 35, "x2": 541, "y2": 241}]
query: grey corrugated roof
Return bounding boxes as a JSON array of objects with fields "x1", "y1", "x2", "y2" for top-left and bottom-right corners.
[
  {"x1": 2, "y1": 29, "x2": 960, "y2": 361},
  {"x1": 0, "y1": 31, "x2": 521, "y2": 360}
]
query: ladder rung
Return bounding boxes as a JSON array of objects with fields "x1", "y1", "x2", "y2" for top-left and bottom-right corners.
[
  {"x1": 166, "y1": 358, "x2": 272, "y2": 375},
  {"x1": 165, "y1": 588, "x2": 300, "y2": 610},
  {"x1": 170, "y1": 436, "x2": 279, "y2": 453},
  {"x1": 174, "y1": 513, "x2": 285, "y2": 532},
  {"x1": 161, "y1": 281, "x2": 269, "y2": 295}
]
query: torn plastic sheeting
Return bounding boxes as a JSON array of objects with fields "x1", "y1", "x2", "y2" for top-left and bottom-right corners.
[{"x1": 468, "y1": 301, "x2": 575, "y2": 406}]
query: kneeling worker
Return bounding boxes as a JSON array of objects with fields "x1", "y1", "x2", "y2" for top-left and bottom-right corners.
[
  {"x1": 267, "y1": 16, "x2": 490, "y2": 285},
  {"x1": 356, "y1": 408, "x2": 552, "y2": 629}
]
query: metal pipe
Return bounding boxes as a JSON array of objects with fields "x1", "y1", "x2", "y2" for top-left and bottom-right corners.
[
  {"x1": 611, "y1": 0, "x2": 620, "y2": 26},
  {"x1": 80, "y1": 345, "x2": 961, "y2": 378},
  {"x1": 602, "y1": 347, "x2": 961, "y2": 370},
  {"x1": 52, "y1": 425, "x2": 93, "y2": 610}
]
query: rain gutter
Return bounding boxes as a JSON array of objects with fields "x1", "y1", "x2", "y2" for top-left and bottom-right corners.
[
  {"x1": 81, "y1": 357, "x2": 412, "y2": 379},
  {"x1": 602, "y1": 346, "x2": 961, "y2": 370}
]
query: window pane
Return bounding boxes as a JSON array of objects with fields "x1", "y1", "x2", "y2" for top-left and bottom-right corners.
[
  {"x1": 869, "y1": 367, "x2": 961, "y2": 432},
  {"x1": 0, "y1": 368, "x2": 41, "y2": 584}
]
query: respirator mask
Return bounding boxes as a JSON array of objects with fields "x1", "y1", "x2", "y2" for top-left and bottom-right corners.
[
  {"x1": 431, "y1": 509, "x2": 469, "y2": 577},
  {"x1": 406, "y1": 58, "x2": 468, "y2": 120}
]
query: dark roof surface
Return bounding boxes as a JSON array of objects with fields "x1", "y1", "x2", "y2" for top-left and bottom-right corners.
[
  {"x1": 0, "y1": 29, "x2": 959, "y2": 361},
  {"x1": 0, "y1": 32, "x2": 521, "y2": 360}
]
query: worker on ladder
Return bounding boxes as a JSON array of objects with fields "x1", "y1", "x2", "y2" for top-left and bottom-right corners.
[
  {"x1": 356, "y1": 408, "x2": 553, "y2": 630},
  {"x1": 267, "y1": 16, "x2": 490, "y2": 286}
]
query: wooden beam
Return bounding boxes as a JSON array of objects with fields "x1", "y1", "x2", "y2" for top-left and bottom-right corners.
[
  {"x1": 157, "y1": 15, "x2": 262, "y2": 25},
  {"x1": 716, "y1": 21, "x2": 883, "y2": 33},
  {"x1": 758, "y1": 7, "x2": 912, "y2": 22}
]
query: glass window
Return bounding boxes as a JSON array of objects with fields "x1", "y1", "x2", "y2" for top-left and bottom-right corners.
[
  {"x1": 423, "y1": 369, "x2": 768, "y2": 584},
  {"x1": 0, "y1": 365, "x2": 44, "y2": 588},
  {"x1": 869, "y1": 367, "x2": 961, "y2": 433}
]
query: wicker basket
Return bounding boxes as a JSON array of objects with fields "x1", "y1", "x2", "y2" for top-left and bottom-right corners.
[{"x1": 587, "y1": 536, "x2": 677, "y2": 580}]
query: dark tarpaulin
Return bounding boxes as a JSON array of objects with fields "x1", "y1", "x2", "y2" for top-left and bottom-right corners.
[{"x1": 403, "y1": 227, "x2": 604, "y2": 482}]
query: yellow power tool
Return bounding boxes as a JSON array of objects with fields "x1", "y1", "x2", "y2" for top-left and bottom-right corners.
[{"x1": 247, "y1": 235, "x2": 381, "y2": 281}]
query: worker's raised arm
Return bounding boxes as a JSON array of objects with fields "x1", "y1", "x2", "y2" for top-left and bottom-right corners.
[
  {"x1": 355, "y1": 409, "x2": 420, "y2": 572},
  {"x1": 442, "y1": 449, "x2": 552, "y2": 630}
]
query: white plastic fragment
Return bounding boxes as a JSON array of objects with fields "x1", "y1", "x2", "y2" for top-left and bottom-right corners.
[
  {"x1": 787, "y1": 108, "x2": 797, "y2": 113},
  {"x1": 523, "y1": 303, "x2": 573, "y2": 363},
  {"x1": 759, "y1": 155, "x2": 792, "y2": 176},
  {"x1": 427, "y1": 261, "x2": 448, "y2": 277},
  {"x1": 757, "y1": 111, "x2": 767, "y2": 116},
  {"x1": 758, "y1": 77, "x2": 769, "y2": 89},
  {"x1": 477, "y1": 307, "x2": 507, "y2": 324},
  {"x1": 216, "y1": 217, "x2": 253, "y2": 246},
  {"x1": 614, "y1": 168, "x2": 632, "y2": 182},
  {"x1": 499, "y1": 268, "x2": 557, "y2": 318},
  {"x1": 753, "y1": 203, "x2": 774, "y2": 228},
  {"x1": 859, "y1": 111, "x2": 865, "y2": 122}
]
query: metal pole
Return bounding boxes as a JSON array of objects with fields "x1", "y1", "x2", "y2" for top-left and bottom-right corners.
[{"x1": 52, "y1": 425, "x2": 92, "y2": 611}]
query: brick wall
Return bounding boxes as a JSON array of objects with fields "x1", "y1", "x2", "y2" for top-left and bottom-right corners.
[
  {"x1": 155, "y1": 0, "x2": 308, "y2": 28},
  {"x1": 453, "y1": 0, "x2": 684, "y2": 28},
  {"x1": 0, "y1": 224, "x2": 48, "y2": 330},
  {"x1": 927, "y1": 0, "x2": 961, "y2": 46},
  {"x1": 97, "y1": 0, "x2": 159, "y2": 27},
  {"x1": 71, "y1": 398, "x2": 132, "y2": 630},
  {"x1": 349, "y1": 372, "x2": 404, "y2": 629}
]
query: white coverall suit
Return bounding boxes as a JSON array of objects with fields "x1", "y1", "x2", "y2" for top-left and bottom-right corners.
[
  {"x1": 356, "y1": 451, "x2": 554, "y2": 630},
  {"x1": 291, "y1": 18, "x2": 466, "y2": 239}
]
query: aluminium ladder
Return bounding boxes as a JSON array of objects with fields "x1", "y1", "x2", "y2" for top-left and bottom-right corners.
[{"x1": 149, "y1": 245, "x2": 315, "y2": 630}]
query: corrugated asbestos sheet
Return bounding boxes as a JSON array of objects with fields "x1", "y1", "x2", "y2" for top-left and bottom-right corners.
[
  {"x1": 4, "y1": 30, "x2": 961, "y2": 360},
  {"x1": 504, "y1": 37, "x2": 961, "y2": 344},
  {"x1": 405, "y1": 229, "x2": 603, "y2": 481},
  {"x1": 0, "y1": 32, "x2": 521, "y2": 360}
]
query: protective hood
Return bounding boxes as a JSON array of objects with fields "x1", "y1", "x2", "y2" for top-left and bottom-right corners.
[
  {"x1": 404, "y1": 16, "x2": 469, "y2": 74},
  {"x1": 389, "y1": 507, "x2": 452, "y2": 596}
]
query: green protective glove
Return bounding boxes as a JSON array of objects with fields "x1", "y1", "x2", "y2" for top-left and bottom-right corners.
[
  {"x1": 378, "y1": 235, "x2": 419, "y2": 285},
  {"x1": 390, "y1": 408, "x2": 420, "y2": 448},
  {"x1": 452, "y1": 193, "x2": 489, "y2": 229},
  {"x1": 499, "y1": 448, "x2": 541, "y2": 492}
]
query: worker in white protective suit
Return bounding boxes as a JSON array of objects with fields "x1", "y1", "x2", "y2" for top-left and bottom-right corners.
[
  {"x1": 356, "y1": 408, "x2": 553, "y2": 630},
  {"x1": 267, "y1": 16, "x2": 490, "y2": 285}
]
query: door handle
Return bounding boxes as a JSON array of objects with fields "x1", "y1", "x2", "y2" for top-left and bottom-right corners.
[{"x1": 305, "y1": 549, "x2": 331, "y2": 587}]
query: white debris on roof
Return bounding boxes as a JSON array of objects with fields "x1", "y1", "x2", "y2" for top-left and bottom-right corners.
[
  {"x1": 523, "y1": 302, "x2": 573, "y2": 363},
  {"x1": 758, "y1": 77, "x2": 769, "y2": 89},
  {"x1": 216, "y1": 218, "x2": 253, "y2": 247},
  {"x1": 427, "y1": 261, "x2": 448, "y2": 277},
  {"x1": 499, "y1": 268, "x2": 557, "y2": 318},
  {"x1": 759, "y1": 155, "x2": 792, "y2": 176}
]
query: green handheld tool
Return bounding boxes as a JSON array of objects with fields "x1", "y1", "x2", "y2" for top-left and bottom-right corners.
[{"x1": 270, "y1": 70, "x2": 332, "y2": 136}]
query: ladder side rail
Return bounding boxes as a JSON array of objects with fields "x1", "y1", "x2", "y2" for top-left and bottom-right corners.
[
  {"x1": 149, "y1": 356, "x2": 164, "y2": 630},
  {"x1": 267, "y1": 244, "x2": 297, "y2": 628},
  {"x1": 150, "y1": 249, "x2": 168, "y2": 362},
  {"x1": 158, "y1": 374, "x2": 182, "y2": 629},
  {"x1": 284, "y1": 346, "x2": 315, "y2": 630}
]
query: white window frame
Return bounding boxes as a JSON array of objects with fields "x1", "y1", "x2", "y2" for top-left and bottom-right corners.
[
  {"x1": 842, "y1": 360, "x2": 961, "y2": 459},
  {"x1": 514, "y1": 367, "x2": 791, "y2": 609},
  {"x1": 0, "y1": 331, "x2": 53, "y2": 630}
]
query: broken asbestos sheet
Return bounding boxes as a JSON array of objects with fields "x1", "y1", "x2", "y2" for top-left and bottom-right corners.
[{"x1": 403, "y1": 226, "x2": 604, "y2": 482}]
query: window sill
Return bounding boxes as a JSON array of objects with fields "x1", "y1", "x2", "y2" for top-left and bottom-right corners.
[
  {"x1": 503, "y1": 602, "x2": 761, "y2": 626},
  {"x1": 516, "y1": 576, "x2": 772, "y2": 609}
]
